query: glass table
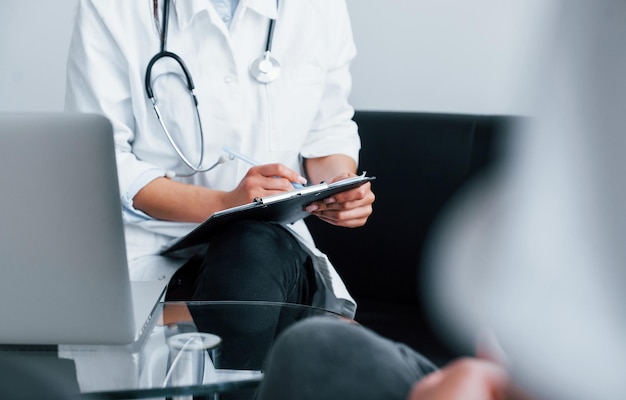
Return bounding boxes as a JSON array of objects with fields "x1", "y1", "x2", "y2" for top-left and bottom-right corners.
[{"x1": 0, "y1": 301, "x2": 345, "y2": 399}]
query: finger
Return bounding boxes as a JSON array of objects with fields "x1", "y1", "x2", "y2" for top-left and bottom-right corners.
[
  {"x1": 256, "y1": 163, "x2": 307, "y2": 186},
  {"x1": 325, "y1": 171, "x2": 356, "y2": 184},
  {"x1": 475, "y1": 329, "x2": 509, "y2": 368},
  {"x1": 244, "y1": 173, "x2": 302, "y2": 195},
  {"x1": 305, "y1": 182, "x2": 374, "y2": 211},
  {"x1": 308, "y1": 191, "x2": 374, "y2": 213},
  {"x1": 407, "y1": 371, "x2": 445, "y2": 400},
  {"x1": 312, "y1": 206, "x2": 372, "y2": 227},
  {"x1": 305, "y1": 199, "x2": 346, "y2": 213},
  {"x1": 323, "y1": 182, "x2": 372, "y2": 205}
]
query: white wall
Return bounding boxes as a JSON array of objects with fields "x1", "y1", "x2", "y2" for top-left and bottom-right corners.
[
  {"x1": 0, "y1": 0, "x2": 552, "y2": 115},
  {"x1": 0, "y1": 1, "x2": 76, "y2": 112},
  {"x1": 348, "y1": 0, "x2": 553, "y2": 114}
]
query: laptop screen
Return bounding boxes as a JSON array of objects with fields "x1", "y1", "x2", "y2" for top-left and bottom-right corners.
[{"x1": 0, "y1": 112, "x2": 164, "y2": 345}]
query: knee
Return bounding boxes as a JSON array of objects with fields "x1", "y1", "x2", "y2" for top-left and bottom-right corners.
[
  {"x1": 212, "y1": 221, "x2": 299, "y2": 261},
  {"x1": 258, "y1": 317, "x2": 355, "y2": 399},
  {"x1": 217, "y1": 220, "x2": 284, "y2": 247},
  {"x1": 270, "y1": 316, "x2": 365, "y2": 364},
  {"x1": 259, "y1": 316, "x2": 427, "y2": 400},
  {"x1": 213, "y1": 221, "x2": 306, "y2": 274},
  {"x1": 272, "y1": 316, "x2": 437, "y2": 382}
]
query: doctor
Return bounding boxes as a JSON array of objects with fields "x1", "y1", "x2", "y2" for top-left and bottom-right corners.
[{"x1": 65, "y1": 0, "x2": 374, "y2": 317}]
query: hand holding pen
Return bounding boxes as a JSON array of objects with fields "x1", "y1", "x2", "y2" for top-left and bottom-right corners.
[{"x1": 223, "y1": 145, "x2": 306, "y2": 189}]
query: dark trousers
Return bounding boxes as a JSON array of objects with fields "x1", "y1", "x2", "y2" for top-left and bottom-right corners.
[
  {"x1": 164, "y1": 221, "x2": 319, "y2": 399},
  {"x1": 165, "y1": 220, "x2": 317, "y2": 305},
  {"x1": 256, "y1": 316, "x2": 439, "y2": 400}
]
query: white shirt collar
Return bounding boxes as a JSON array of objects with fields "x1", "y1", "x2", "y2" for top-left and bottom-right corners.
[
  {"x1": 171, "y1": 0, "x2": 210, "y2": 30},
  {"x1": 242, "y1": 0, "x2": 278, "y2": 19},
  {"x1": 172, "y1": 0, "x2": 277, "y2": 31}
]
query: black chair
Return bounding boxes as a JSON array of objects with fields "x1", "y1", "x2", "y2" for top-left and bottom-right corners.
[{"x1": 305, "y1": 110, "x2": 513, "y2": 365}]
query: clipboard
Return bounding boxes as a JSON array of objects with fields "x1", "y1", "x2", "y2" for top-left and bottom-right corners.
[{"x1": 161, "y1": 174, "x2": 375, "y2": 255}]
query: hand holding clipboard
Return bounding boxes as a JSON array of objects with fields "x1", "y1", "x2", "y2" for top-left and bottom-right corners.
[{"x1": 161, "y1": 173, "x2": 375, "y2": 255}]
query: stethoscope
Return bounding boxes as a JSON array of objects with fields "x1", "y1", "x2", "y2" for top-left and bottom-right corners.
[{"x1": 144, "y1": 0, "x2": 280, "y2": 177}]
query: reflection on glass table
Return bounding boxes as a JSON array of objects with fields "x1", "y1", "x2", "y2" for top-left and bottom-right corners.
[{"x1": 0, "y1": 301, "x2": 345, "y2": 399}]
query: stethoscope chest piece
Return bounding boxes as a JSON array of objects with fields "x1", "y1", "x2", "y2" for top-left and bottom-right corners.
[{"x1": 249, "y1": 51, "x2": 281, "y2": 83}]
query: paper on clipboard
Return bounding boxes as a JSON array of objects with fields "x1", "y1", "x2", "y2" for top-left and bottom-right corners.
[{"x1": 161, "y1": 173, "x2": 375, "y2": 255}]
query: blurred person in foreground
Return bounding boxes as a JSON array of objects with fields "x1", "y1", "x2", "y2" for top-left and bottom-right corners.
[
  {"x1": 255, "y1": 315, "x2": 523, "y2": 400},
  {"x1": 425, "y1": 1, "x2": 626, "y2": 399}
]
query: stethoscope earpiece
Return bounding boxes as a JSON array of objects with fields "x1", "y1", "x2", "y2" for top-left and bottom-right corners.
[{"x1": 249, "y1": 51, "x2": 281, "y2": 83}]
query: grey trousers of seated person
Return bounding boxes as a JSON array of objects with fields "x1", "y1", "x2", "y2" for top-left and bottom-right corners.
[{"x1": 255, "y1": 316, "x2": 438, "y2": 400}]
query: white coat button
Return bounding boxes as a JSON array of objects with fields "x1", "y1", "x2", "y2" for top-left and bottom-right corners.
[{"x1": 224, "y1": 76, "x2": 234, "y2": 84}]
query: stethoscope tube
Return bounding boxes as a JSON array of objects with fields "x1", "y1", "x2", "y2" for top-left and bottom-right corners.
[
  {"x1": 144, "y1": 0, "x2": 279, "y2": 176},
  {"x1": 145, "y1": 52, "x2": 196, "y2": 100}
]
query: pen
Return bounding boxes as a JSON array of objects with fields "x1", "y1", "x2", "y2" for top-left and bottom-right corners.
[{"x1": 222, "y1": 145, "x2": 305, "y2": 189}]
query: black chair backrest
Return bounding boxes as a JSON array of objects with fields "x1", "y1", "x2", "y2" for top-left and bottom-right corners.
[{"x1": 305, "y1": 111, "x2": 513, "y2": 306}]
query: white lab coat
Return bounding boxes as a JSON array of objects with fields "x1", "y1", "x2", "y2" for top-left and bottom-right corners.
[{"x1": 65, "y1": 0, "x2": 360, "y2": 317}]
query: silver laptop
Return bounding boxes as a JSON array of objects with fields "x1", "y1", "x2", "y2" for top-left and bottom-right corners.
[{"x1": 0, "y1": 112, "x2": 167, "y2": 345}]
